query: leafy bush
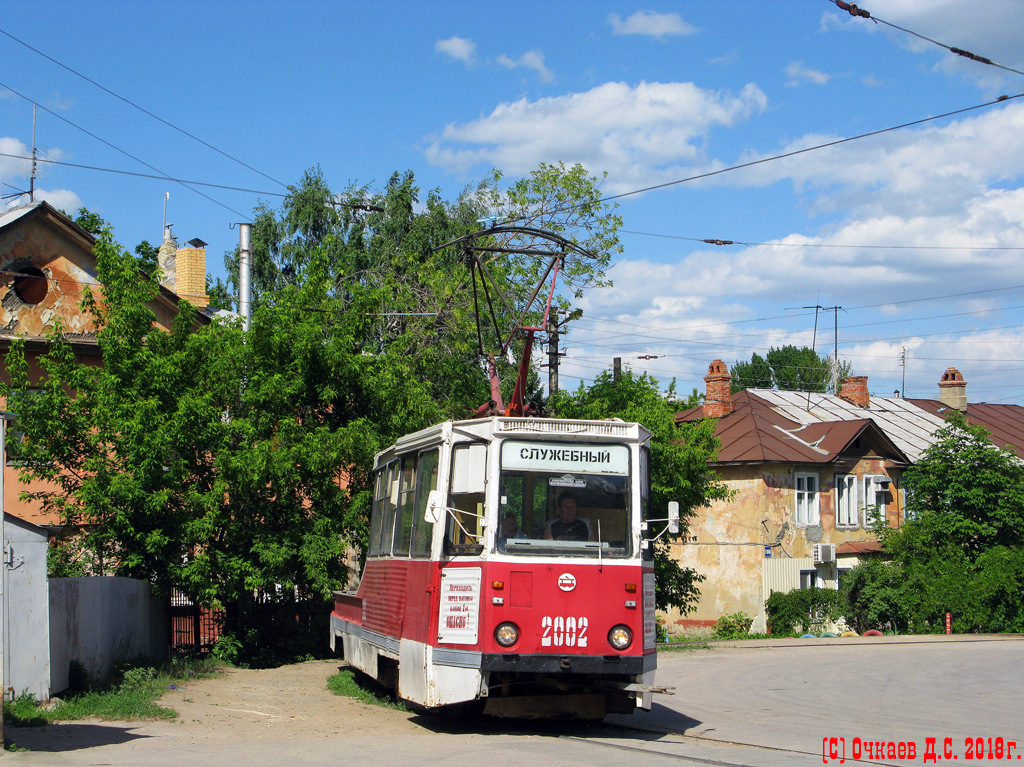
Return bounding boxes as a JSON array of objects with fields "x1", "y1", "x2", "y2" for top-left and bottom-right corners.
[
  {"x1": 765, "y1": 588, "x2": 844, "y2": 635},
  {"x1": 711, "y1": 612, "x2": 753, "y2": 640},
  {"x1": 655, "y1": 615, "x2": 669, "y2": 644}
]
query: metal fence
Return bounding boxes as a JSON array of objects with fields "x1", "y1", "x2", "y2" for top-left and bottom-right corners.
[{"x1": 168, "y1": 588, "x2": 224, "y2": 657}]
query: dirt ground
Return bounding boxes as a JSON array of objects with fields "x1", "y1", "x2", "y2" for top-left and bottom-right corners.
[{"x1": 8, "y1": 660, "x2": 426, "y2": 752}]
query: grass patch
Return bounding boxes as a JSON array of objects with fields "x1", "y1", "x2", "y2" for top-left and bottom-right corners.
[
  {"x1": 659, "y1": 640, "x2": 713, "y2": 652},
  {"x1": 327, "y1": 668, "x2": 406, "y2": 710},
  {"x1": 4, "y1": 657, "x2": 221, "y2": 733}
]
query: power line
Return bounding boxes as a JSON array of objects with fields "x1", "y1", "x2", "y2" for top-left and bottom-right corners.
[
  {"x1": 828, "y1": 0, "x2": 1024, "y2": 80},
  {"x1": 508, "y1": 93, "x2": 1023, "y2": 222},
  {"x1": 0, "y1": 26, "x2": 288, "y2": 189},
  {"x1": 0, "y1": 79, "x2": 250, "y2": 220},
  {"x1": 619, "y1": 229, "x2": 1024, "y2": 252},
  {"x1": 0, "y1": 152, "x2": 290, "y2": 197}
]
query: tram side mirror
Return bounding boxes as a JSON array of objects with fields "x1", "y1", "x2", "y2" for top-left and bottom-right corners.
[
  {"x1": 424, "y1": 490, "x2": 444, "y2": 525},
  {"x1": 668, "y1": 501, "x2": 680, "y2": 535}
]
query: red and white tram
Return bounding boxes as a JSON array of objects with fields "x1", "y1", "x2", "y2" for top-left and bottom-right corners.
[{"x1": 330, "y1": 414, "x2": 677, "y2": 719}]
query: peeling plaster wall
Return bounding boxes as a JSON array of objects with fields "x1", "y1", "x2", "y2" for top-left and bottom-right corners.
[
  {"x1": 0, "y1": 218, "x2": 101, "y2": 341},
  {"x1": 669, "y1": 458, "x2": 903, "y2": 635}
]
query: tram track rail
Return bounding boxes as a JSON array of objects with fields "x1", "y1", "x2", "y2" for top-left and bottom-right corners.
[{"x1": 457, "y1": 714, "x2": 899, "y2": 767}]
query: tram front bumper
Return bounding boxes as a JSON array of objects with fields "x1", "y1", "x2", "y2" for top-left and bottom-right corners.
[{"x1": 480, "y1": 652, "x2": 654, "y2": 675}]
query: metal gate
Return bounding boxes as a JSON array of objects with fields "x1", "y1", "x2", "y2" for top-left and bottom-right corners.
[{"x1": 169, "y1": 588, "x2": 224, "y2": 656}]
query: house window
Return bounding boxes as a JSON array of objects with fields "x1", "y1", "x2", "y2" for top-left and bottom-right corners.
[
  {"x1": 799, "y1": 569, "x2": 821, "y2": 590},
  {"x1": 835, "y1": 474, "x2": 858, "y2": 527},
  {"x1": 863, "y1": 475, "x2": 885, "y2": 528},
  {"x1": 794, "y1": 473, "x2": 819, "y2": 526},
  {"x1": 837, "y1": 567, "x2": 853, "y2": 591}
]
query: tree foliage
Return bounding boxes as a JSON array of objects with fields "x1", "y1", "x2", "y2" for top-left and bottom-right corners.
[
  {"x1": 842, "y1": 414, "x2": 1024, "y2": 633},
  {"x1": 7, "y1": 165, "x2": 623, "y2": 662},
  {"x1": 549, "y1": 369, "x2": 725, "y2": 613},
  {"x1": 731, "y1": 345, "x2": 850, "y2": 394}
]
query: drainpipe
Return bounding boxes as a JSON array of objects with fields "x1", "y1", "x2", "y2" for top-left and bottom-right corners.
[{"x1": 238, "y1": 224, "x2": 252, "y2": 330}]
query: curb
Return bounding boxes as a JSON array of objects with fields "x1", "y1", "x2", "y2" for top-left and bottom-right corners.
[{"x1": 659, "y1": 633, "x2": 1024, "y2": 651}]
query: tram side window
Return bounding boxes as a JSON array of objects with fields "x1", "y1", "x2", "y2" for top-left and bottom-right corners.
[
  {"x1": 392, "y1": 455, "x2": 417, "y2": 556},
  {"x1": 369, "y1": 469, "x2": 386, "y2": 557},
  {"x1": 446, "y1": 443, "x2": 486, "y2": 554},
  {"x1": 411, "y1": 449, "x2": 439, "y2": 557},
  {"x1": 378, "y1": 461, "x2": 400, "y2": 556},
  {"x1": 640, "y1": 447, "x2": 650, "y2": 522}
]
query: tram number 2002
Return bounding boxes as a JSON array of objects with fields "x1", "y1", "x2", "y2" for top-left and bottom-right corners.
[{"x1": 540, "y1": 616, "x2": 589, "y2": 647}]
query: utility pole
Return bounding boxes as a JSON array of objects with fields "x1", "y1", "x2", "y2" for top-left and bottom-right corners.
[
  {"x1": 541, "y1": 310, "x2": 568, "y2": 396},
  {"x1": 29, "y1": 104, "x2": 37, "y2": 202},
  {"x1": 613, "y1": 357, "x2": 622, "y2": 382}
]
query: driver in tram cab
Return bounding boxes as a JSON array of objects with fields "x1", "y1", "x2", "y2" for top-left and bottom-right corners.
[
  {"x1": 544, "y1": 492, "x2": 595, "y2": 541},
  {"x1": 497, "y1": 512, "x2": 527, "y2": 549}
]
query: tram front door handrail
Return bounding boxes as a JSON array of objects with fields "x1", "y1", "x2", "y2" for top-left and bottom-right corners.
[{"x1": 424, "y1": 490, "x2": 486, "y2": 541}]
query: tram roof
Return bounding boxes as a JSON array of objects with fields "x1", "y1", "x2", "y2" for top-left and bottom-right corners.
[{"x1": 378, "y1": 416, "x2": 651, "y2": 463}]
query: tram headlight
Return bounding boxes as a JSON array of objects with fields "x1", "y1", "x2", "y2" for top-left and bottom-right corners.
[
  {"x1": 608, "y1": 625, "x2": 633, "y2": 650},
  {"x1": 494, "y1": 622, "x2": 520, "y2": 647}
]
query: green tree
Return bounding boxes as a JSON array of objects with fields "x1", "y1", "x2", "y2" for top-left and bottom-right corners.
[
  {"x1": 133, "y1": 240, "x2": 159, "y2": 276},
  {"x1": 731, "y1": 346, "x2": 850, "y2": 394},
  {"x1": 6, "y1": 165, "x2": 624, "y2": 663},
  {"x1": 842, "y1": 414, "x2": 1024, "y2": 633},
  {"x1": 549, "y1": 369, "x2": 726, "y2": 613}
]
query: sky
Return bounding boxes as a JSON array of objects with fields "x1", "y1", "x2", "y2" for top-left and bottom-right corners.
[{"x1": 3, "y1": 1, "x2": 1024, "y2": 404}]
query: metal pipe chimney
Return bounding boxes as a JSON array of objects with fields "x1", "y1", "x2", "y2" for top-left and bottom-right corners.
[{"x1": 239, "y1": 223, "x2": 252, "y2": 330}]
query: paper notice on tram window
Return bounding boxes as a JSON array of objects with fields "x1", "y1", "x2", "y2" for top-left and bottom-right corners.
[
  {"x1": 548, "y1": 474, "x2": 586, "y2": 488},
  {"x1": 438, "y1": 567, "x2": 482, "y2": 645}
]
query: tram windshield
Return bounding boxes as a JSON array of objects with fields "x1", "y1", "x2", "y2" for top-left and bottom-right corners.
[{"x1": 497, "y1": 441, "x2": 632, "y2": 558}]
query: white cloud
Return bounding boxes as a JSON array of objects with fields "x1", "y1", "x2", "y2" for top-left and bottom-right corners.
[
  {"x1": 608, "y1": 11, "x2": 697, "y2": 38},
  {"x1": 0, "y1": 136, "x2": 31, "y2": 182},
  {"x1": 785, "y1": 61, "x2": 831, "y2": 86},
  {"x1": 425, "y1": 80, "x2": 768, "y2": 189},
  {"x1": 497, "y1": 50, "x2": 553, "y2": 83},
  {"x1": 725, "y1": 102, "x2": 1024, "y2": 221},
  {"x1": 31, "y1": 187, "x2": 83, "y2": 212},
  {"x1": 821, "y1": 0, "x2": 1024, "y2": 88},
  {"x1": 47, "y1": 91, "x2": 73, "y2": 111},
  {"x1": 435, "y1": 36, "x2": 477, "y2": 65}
]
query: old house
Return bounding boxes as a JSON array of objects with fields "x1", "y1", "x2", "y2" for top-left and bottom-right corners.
[
  {"x1": 672, "y1": 359, "x2": 1024, "y2": 634},
  {"x1": 0, "y1": 200, "x2": 214, "y2": 526}
]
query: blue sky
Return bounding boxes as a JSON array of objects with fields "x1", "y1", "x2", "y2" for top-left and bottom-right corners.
[{"x1": 4, "y1": 2, "x2": 1024, "y2": 404}]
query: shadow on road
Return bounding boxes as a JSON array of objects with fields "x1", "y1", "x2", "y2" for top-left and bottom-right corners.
[
  {"x1": 6, "y1": 723, "x2": 151, "y2": 752},
  {"x1": 409, "y1": 701, "x2": 702, "y2": 741}
]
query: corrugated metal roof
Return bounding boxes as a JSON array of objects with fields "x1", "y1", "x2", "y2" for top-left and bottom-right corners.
[
  {"x1": 745, "y1": 389, "x2": 947, "y2": 462},
  {"x1": 679, "y1": 391, "x2": 909, "y2": 465},
  {"x1": 0, "y1": 202, "x2": 44, "y2": 231},
  {"x1": 907, "y1": 399, "x2": 1024, "y2": 458}
]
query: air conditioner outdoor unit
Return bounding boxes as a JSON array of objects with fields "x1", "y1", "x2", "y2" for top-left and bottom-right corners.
[{"x1": 813, "y1": 543, "x2": 836, "y2": 564}]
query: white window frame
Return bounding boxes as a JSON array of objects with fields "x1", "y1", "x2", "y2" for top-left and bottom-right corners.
[
  {"x1": 862, "y1": 475, "x2": 885, "y2": 528},
  {"x1": 799, "y1": 568, "x2": 822, "y2": 590},
  {"x1": 834, "y1": 474, "x2": 858, "y2": 528},
  {"x1": 794, "y1": 472, "x2": 820, "y2": 526}
]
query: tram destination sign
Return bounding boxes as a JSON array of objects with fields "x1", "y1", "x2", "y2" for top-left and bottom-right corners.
[{"x1": 502, "y1": 441, "x2": 629, "y2": 475}]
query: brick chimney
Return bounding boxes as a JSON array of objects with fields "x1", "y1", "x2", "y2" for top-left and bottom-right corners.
[
  {"x1": 938, "y1": 367, "x2": 967, "y2": 411},
  {"x1": 175, "y1": 238, "x2": 210, "y2": 309},
  {"x1": 704, "y1": 359, "x2": 733, "y2": 418},
  {"x1": 838, "y1": 376, "x2": 870, "y2": 408}
]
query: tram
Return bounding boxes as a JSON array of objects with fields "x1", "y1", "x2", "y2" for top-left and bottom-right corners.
[
  {"x1": 329, "y1": 414, "x2": 677, "y2": 718},
  {"x1": 331, "y1": 224, "x2": 676, "y2": 718}
]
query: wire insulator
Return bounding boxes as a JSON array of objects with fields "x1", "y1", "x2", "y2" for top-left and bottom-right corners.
[
  {"x1": 949, "y1": 47, "x2": 994, "y2": 65},
  {"x1": 836, "y1": 0, "x2": 871, "y2": 18},
  {"x1": 703, "y1": 239, "x2": 735, "y2": 246}
]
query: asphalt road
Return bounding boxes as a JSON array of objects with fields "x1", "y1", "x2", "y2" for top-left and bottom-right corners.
[{"x1": 5, "y1": 635, "x2": 1021, "y2": 767}]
